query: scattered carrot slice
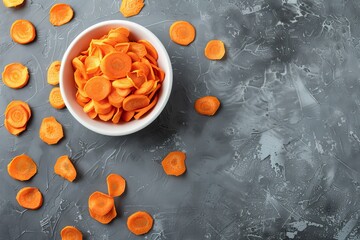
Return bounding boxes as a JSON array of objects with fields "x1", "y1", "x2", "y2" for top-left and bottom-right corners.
[
  {"x1": 106, "y1": 173, "x2": 126, "y2": 197},
  {"x1": 60, "y1": 226, "x2": 83, "y2": 240},
  {"x1": 16, "y1": 187, "x2": 43, "y2": 210},
  {"x1": 7, "y1": 154, "x2": 37, "y2": 181},
  {"x1": 10, "y1": 19, "x2": 36, "y2": 44},
  {"x1": 49, "y1": 3, "x2": 74, "y2": 26},
  {"x1": 100, "y1": 52, "x2": 132, "y2": 79},
  {"x1": 161, "y1": 151, "x2": 187, "y2": 176},
  {"x1": 3, "y1": 0, "x2": 24, "y2": 7},
  {"x1": 89, "y1": 205, "x2": 117, "y2": 224},
  {"x1": 120, "y1": 0, "x2": 145, "y2": 18},
  {"x1": 5, "y1": 104, "x2": 29, "y2": 128},
  {"x1": 84, "y1": 76, "x2": 111, "y2": 101},
  {"x1": 6, "y1": 100, "x2": 31, "y2": 117},
  {"x1": 4, "y1": 118, "x2": 26, "y2": 136},
  {"x1": 88, "y1": 191, "x2": 114, "y2": 217},
  {"x1": 49, "y1": 87, "x2": 65, "y2": 109},
  {"x1": 54, "y1": 155, "x2": 77, "y2": 182},
  {"x1": 2, "y1": 63, "x2": 29, "y2": 89},
  {"x1": 194, "y1": 96, "x2": 220, "y2": 116},
  {"x1": 134, "y1": 95, "x2": 158, "y2": 120},
  {"x1": 204, "y1": 40, "x2": 226, "y2": 60},
  {"x1": 123, "y1": 95, "x2": 150, "y2": 111},
  {"x1": 169, "y1": 21, "x2": 196, "y2": 46},
  {"x1": 39, "y1": 116, "x2": 64, "y2": 145},
  {"x1": 138, "y1": 40, "x2": 158, "y2": 60},
  {"x1": 47, "y1": 61, "x2": 61, "y2": 85},
  {"x1": 127, "y1": 211, "x2": 153, "y2": 235}
]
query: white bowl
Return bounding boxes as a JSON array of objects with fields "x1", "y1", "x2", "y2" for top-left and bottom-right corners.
[{"x1": 60, "y1": 20, "x2": 173, "y2": 136}]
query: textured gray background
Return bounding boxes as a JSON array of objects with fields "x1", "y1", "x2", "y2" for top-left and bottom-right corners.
[{"x1": 1, "y1": 0, "x2": 360, "y2": 239}]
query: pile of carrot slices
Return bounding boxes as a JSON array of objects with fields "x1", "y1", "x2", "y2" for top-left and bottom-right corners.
[
  {"x1": 73, "y1": 27, "x2": 165, "y2": 123},
  {"x1": 4, "y1": 100, "x2": 31, "y2": 136}
]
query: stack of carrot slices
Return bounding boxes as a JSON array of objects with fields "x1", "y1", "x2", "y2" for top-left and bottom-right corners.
[
  {"x1": 72, "y1": 27, "x2": 165, "y2": 123},
  {"x1": 4, "y1": 100, "x2": 31, "y2": 136}
]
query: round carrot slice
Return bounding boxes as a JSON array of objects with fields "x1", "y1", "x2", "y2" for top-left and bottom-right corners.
[
  {"x1": 7, "y1": 154, "x2": 37, "y2": 181},
  {"x1": 39, "y1": 116, "x2": 64, "y2": 145},
  {"x1": 47, "y1": 61, "x2": 61, "y2": 85},
  {"x1": 5, "y1": 100, "x2": 31, "y2": 118},
  {"x1": 161, "y1": 151, "x2": 186, "y2": 176},
  {"x1": 4, "y1": 118, "x2": 26, "y2": 136},
  {"x1": 88, "y1": 191, "x2": 114, "y2": 217},
  {"x1": 3, "y1": 0, "x2": 24, "y2": 7},
  {"x1": 194, "y1": 96, "x2": 220, "y2": 116},
  {"x1": 123, "y1": 94, "x2": 150, "y2": 111},
  {"x1": 54, "y1": 155, "x2": 77, "y2": 182},
  {"x1": 89, "y1": 205, "x2": 117, "y2": 224},
  {"x1": 106, "y1": 173, "x2": 126, "y2": 197},
  {"x1": 204, "y1": 40, "x2": 226, "y2": 60},
  {"x1": 127, "y1": 211, "x2": 153, "y2": 235},
  {"x1": 120, "y1": 0, "x2": 145, "y2": 18},
  {"x1": 16, "y1": 187, "x2": 43, "y2": 210},
  {"x1": 2, "y1": 63, "x2": 29, "y2": 89},
  {"x1": 169, "y1": 21, "x2": 196, "y2": 46},
  {"x1": 49, "y1": 3, "x2": 74, "y2": 26},
  {"x1": 5, "y1": 104, "x2": 29, "y2": 128},
  {"x1": 100, "y1": 52, "x2": 132, "y2": 79},
  {"x1": 49, "y1": 87, "x2": 65, "y2": 109},
  {"x1": 60, "y1": 226, "x2": 83, "y2": 240},
  {"x1": 10, "y1": 19, "x2": 36, "y2": 44},
  {"x1": 84, "y1": 76, "x2": 111, "y2": 101}
]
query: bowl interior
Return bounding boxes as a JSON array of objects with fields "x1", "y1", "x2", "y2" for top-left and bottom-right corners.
[{"x1": 60, "y1": 20, "x2": 172, "y2": 136}]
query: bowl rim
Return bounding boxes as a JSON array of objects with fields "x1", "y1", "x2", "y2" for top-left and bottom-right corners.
[{"x1": 60, "y1": 20, "x2": 173, "y2": 136}]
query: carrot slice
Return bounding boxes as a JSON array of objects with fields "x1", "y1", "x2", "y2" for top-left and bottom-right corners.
[
  {"x1": 83, "y1": 100, "x2": 94, "y2": 113},
  {"x1": 72, "y1": 57, "x2": 87, "y2": 79},
  {"x1": 131, "y1": 62, "x2": 149, "y2": 78},
  {"x1": 74, "y1": 70, "x2": 88, "y2": 89},
  {"x1": 106, "y1": 173, "x2": 126, "y2": 197},
  {"x1": 2, "y1": 63, "x2": 29, "y2": 89},
  {"x1": 108, "y1": 88, "x2": 125, "y2": 108},
  {"x1": 16, "y1": 187, "x2": 43, "y2": 210},
  {"x1": 169, "y1": 21, "x2": 196, "y2": 46},
  {"x1": 112, "y1": 78, "x2": 134, "y2": 89},
  {"x1": 39, "y1": 116, "x2": 64, "y2": 145},
  {"x1": 47, "y1": 61, "x2": 61, "y2": 85},
  {"x1": 120, "y1": 0, "x2": 145, "y2": 18},
  {"x1": 121, "y1": 110, "x2": 134, "y2": 122},
  {"x1": 127, "y1": 71, "x2": 146, "y2": 89},
  {"x1": 54, "y1": 155, "x2": 77, "y2": 182},
  {"x1": 204, "y1": 40, "x2": 226, "y2": 60},
  {"x1": 84, "y1": 76, "x2": 111, "y2": 101},
  {"x1": 112, "y1": 108, "x2": 123, "y2": 124},
  {"x1": 151, "y1": 64, "x2": 165, "y2": 82},
  {"x1": 127, "y1": 211, "x2": 153, "y2": 235},
  {"x1": 7, "y1": 154, "x2": 37, "y2": 181},
  {"x1": 194, "y1": 96, "x2": 220, "y2": 116},
  {"x1": 94, "y1": 99, "x2": 113, "y2": 115},
  {"x1": 60, "y1": 226, "x2": 83, "y2": 240},
  {"x1": 127, "y1": 52, "x2": 140, "y2": 62},
  {"x1": 87, "y1": 110, "x2": 97, "y2": 119},
  {"x1": 5, "y1": 100, "x2": 31, "y2": 117},
  {"x1": 134, "y1": 95, "x2": 158, "y2": 119},
  {"x1": 109, "y1": 27, "x2": 130, "y2": 38},
  {"x1": 10, "y1": 19, "x2": 36, "y2": 44},
  {"x1": 4, "y1": 119, "x2": 26, "y2": 136},
  {"x1": 161, "y1": 151, "x2": 186, "y2": 176},
  {"x1": 88, "y1": 191, "x2": 114, "y2": 217},
  {"x1": 98, "y1": 107, "x2": 116, "y2": 121},
  {"x1": 123, "y1": 95, "x2": 150, "y2": 111},
  {"x1": 129, "y1": 43, "x2": 147, "y2": 58},
  {"x1": 145, "y1": 54, "x2": 157, "y2": 66},
  {"x1": 100, "y1": 52, "x2": 132, "y2": 79},
  {"x1": 3, "y1": 0, "x2": 24, "y2": 7},
  {"x1": 115, "y1": 88, "x2": 132, "y2": 97},
  {"x1": 89, "y1": 205, "x2": 117, "y2": 224},
  {"x1": 49, "y1": 87, "x2": 66, "y2": 109},
  {"x1": 5, "y1": 104, "x2": 29, "y2": 128},
  {"x1": 140, "y1": 58, "x2": 155, "y2": 80},
  {"x1": 49, "y1": 3, "x2": 74, "y2": 26},
  {"x1": 148, "y1": 83, "x2": 161, "y2": 101},
  {"x1": 85, "y1": 56, "x2": 101, "y2": 74},
  {"x1": 114, "y1": 43, "x2": 130, "y2": 53},
  {"x1": 138, "y1": 40, "x2": 158, "y2": 60},
  {"x1": 134, "y1": 80, "x2": 155, "y2": 95}
]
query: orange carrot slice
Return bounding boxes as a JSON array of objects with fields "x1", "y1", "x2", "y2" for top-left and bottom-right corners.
[
  {"x1": 134, "y1": 80, "x2": 155, "y2": 95},
  {"x1": 49, "y1": 3, "x2": 74, "y2": 26},
  {"x1": 127, "y1": 211, "x2": 153, "y2": 235},
  {"x1": 5, "y1": 104, "x2": 29, "y2": 128},
  {"x1": 3, "y1": 0, "x2": 24, "y2": 7},
  {"x1": 60, "y1": 226, "x2": 83, "y2": 240},
  {"x1": 2, "y1": 63, "x2": 29, "y2": 89},
  {"x1": 10, "y1": 19, "x2": 36, "y2": 44},
  {"x1": 5, "y1": 100, "x2": 31, "y2": 117},
  {"x1": 94, "y1": 99, "x2": 113, "y2": 115},
  {"x1": 39, "y1": 116, "x2": 64, "y2": 145},
  {"x1": 134, "y1": 95, "x2": 158, "y2": 119},
  {"x1": 194, "y1": 96, "x2": 220, "y2": 116},
  {"x1": 106, "y1": 173, "x2": 126, "y2": 197},
  {"x1": 54, "y1": 155, "x2": 77, "y2": 182},
  {"x1": 16, "y1": 187, "x2": 43, "y2": 210},
  {"x1": 85, "y1": 56, "x2": 101, "y2": 74},
  {"x1": 112, "y1": 77, "x2": 134, "y2": 89},
  {"x1": 148, "y1": 83, "x2": 161, "y2": 101},
  {"x1": 109, "y1": 27, "x2": 130, "y2": 38},
  {"x1": 123, "y1": 95, "x2": 150, "y2": 111},
  {"x1": 7, "y1": 154, "x2": 37, "y2": 181},
  {"x1": 138, "y1": 40, "x2": 158, "y2": 60},
  {"x1": 204, "y1": 40, "x2": 226, "y2": 60},
  {"x1": 4, "y1": 118, "x2": 26, "y2": 136},
  {"x1": 161, "y1": 151, "x2": 186, "y2": 176},
  {"x1": 89, "y1": 205, "x2": 117, "y2": 224},
  {"x1": 83, "y1": 100, "x2": 94, "y2": 113},
  {"x1": 84, "y1": 76, "x2": 111, "y2": 101},
  {"x1": 127, "y1": 71, "x2": 146, "y2": 89},
  {"x1": 100, "y1": 52, "x2": 132, "y2": 79},
  {"x1": 49, "y1": 87, "x2": 65, "y2": 109},
  {"x1": 112, "y1": 108, "x2": 123, "y2": 124},
  {"x1": 87, "y1": 110, "x2": 97, "y2": 119},
  {"x1": 121, "y1": 110, "x2": 135, "y2": 122},
  {"x1": 131, "y1": 62, "x2": 149, "y2": 78},
  {"x1": 120, "y1": 0, "x2": 145, "y2": 18},
  {"x1": 169, "y1": 21, "x2": 196, "y2": 46},
  {"x1": 127, "y1": 52, "x2": 140, "y2": 62},
  {"x1": 108, "y1": 88, "x2": 125, "y2": 108},
  {"x1": 115, "y1": 88, "x2": 132, "y2": 97},
  {"x1": 98, "y1": 107, "x2": 116, "y2": 121},
  {"x1": 114, "y1": 43, "x2": 130, "y2": 53},
  {"x1": 129, "y1": 43, "x2": 147, "y2": 57},
  {"x1": 88, "y1": 191, "x2": 114, "y2": 216},
  {"x1": 47, "y1": 61, "x2": 61, "y2": 85}
]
